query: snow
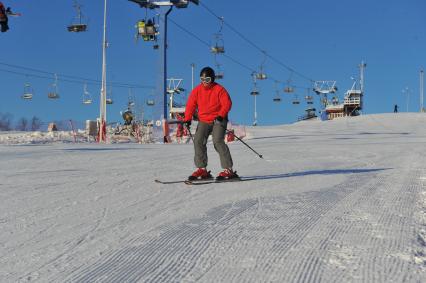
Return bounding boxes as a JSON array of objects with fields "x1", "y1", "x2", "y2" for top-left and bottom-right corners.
[{"x1": 1, "y1": 113, "x2": 426, "y2": 282}]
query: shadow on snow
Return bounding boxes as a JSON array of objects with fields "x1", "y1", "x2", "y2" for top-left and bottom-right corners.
[{"x1": 243, "y1": 168, "x2": 390, "y2": 181}]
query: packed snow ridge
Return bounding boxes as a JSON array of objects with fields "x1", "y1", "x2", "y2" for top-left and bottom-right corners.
[{"x1": 1, "y1": 113, "x2": 426, "y2": 282}]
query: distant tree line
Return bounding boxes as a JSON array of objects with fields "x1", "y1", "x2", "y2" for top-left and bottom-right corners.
[{"x1": 0, "y1": 112, "x2": 43, "y2": 131}]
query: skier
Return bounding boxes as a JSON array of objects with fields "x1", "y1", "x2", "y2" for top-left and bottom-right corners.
[
  {"x1": 0, "y1": 1, "x2": 9, "y2": 32},
  {"x1": 184, "y1": 66, "x2": 238, "y2": 181},
  {"x1": 394, "y1": 104, "x2": 398, "y2": 113},
  {"x1": 0, "y1": 2, "x2": 20, "y2": 32}
]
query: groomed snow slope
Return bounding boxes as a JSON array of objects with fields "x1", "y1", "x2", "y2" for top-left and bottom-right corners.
[{"x1": 1, "y1": 113, "x2": 426, "y2": 282}]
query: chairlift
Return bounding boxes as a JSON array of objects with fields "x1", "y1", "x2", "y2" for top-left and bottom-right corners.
[
  {"x1": 106, "y1": 86, "x2": 113, "y2": 104},
  {"x1": 146, "y1": 99, "x2": 155, "y2": 106},
  {"x1": 211, "y1": 36, "x2": 225, "y2": 54},
  {"x1": 22, "y1": 81, "x2": 33, "y2": 100},
  {"x1": 284, "y1": 86, "x2": 294, "y2": 93},
  {"x1": 256, "y1": 51, "x2": 268, "y2": 80},
  {"x1": 272, "y1": 80, "x2": 281, "y2": 102},
  {"x1": 305, "y1": 96, "x2": 313, "y2": 104},
  {"x1": 211, "y1": 17, "x2": 225, "y2": 54},
  {"x1": 82, "y1": 83, "x2": 92, "y2": 104},
  {"x1": 292, "y1": 94, "x2": 300, "y2": 105},
  {"x1": 67, "y1": 1, "x2": 88, "y2": 32},
  {"x1": 136, "y1": 19, "x2": 158, "y2": 41},
  {"x1": 250, "y1": 72, "x2": 260, "y2": 95},
  {"x1": 283, "y1": 72, "x2": 294, "y2": 93},
  {"x1": 214, "y1": 57, "x2": 224, "y2": 80},
  {"x1": 136, "y1": 10, "x2": 158, "y2": 43},
  {"x1": 47, "y1": 74, "x2": 60, "y2": 99},
  {"x1": 128, "y1": 88, "x2": 135, "y2": 107}
]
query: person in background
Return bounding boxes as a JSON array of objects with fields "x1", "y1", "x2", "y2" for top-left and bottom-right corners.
[
  {"x1": 394, "y1": 104, "x2": 398, "y2": 113},
  {"x1": 0, "y1": 1, "x2": 9, "y2": 32},
  {"x1": 184, "y1": 66, "x2": 238, "y2": 181}
]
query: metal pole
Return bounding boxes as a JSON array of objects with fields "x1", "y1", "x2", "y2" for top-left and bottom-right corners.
[
  {"x1": 99, "y1": 0, "x2": 108, "y2": 143},
  {"x1": 190, "y1": 63, "x2": 195, "y2": 90},
  {"x1": 254, "y1": 95, "x2": 257, "y2": 126},
  {"x1": 403, "y1": 87, "x2": 410, "y2": 112},
  {"x1": 420, "y1": 69, "x2": 424, "y2": 112},
  {"x1": 163, "y1": 6, "x2": 173, "y2": 121}
]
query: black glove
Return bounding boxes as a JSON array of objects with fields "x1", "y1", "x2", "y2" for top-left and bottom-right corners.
[
  {"x1": 214, "y1": 116, "x2": 223, "y2": 123},
  {"x1": 183, "y1": 120, "x2": 191, "y2": 128}
]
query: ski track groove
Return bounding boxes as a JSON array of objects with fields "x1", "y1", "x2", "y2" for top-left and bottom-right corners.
[
  {"x1": 30, "y1": 158, "x2": 421, "y2": 282},
  {"x1": 68, "y1": 199, "x2": 258, "y2": 282}
]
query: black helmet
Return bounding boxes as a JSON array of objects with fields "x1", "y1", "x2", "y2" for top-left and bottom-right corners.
[{"x1": 200, "y1": 66, "x2": 215, "y2": 83}]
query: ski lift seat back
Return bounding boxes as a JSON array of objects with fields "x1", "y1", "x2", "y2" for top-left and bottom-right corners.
[{"x1": 273, "y1": 97, "x2": 281, "y2": 102}]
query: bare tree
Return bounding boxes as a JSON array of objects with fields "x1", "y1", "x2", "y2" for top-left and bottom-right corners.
[
  {"x1": 31, "y1": 116, "x2": 42, "y2": 131},
  {"x1": 0, "y1": 113, "x2": 13, "y2": 131},
  {"x1": 16, "y1": 117, "x2": 29, "y2": 131}
]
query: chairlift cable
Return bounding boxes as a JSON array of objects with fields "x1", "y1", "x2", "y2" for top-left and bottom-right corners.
[
  {"x1": 199, "y1": 1, "x2": 315, "y2": 83},
  {"x1": 167, "y1": 15, "x2": 312, "y2": 90},
  {"x1": 0, "y1": 62, "x2": 153, "y2": 89}
]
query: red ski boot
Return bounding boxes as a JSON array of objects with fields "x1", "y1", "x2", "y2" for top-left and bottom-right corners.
[
  {"x1": 188, "y1": 168, "x2": 213, "y2": 181},
  {"x1": 216, "y1": 168, "x2": 239, "y2": 181}
]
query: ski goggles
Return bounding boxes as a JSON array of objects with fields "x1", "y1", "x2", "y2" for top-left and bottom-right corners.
[{"x1": 200, "y1": 76, "x2": 212, "y2": 83}]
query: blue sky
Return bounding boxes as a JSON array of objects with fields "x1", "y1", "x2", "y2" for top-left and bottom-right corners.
[{"x1": 1, "y1": 0, "x2": 425, "y2": 127}]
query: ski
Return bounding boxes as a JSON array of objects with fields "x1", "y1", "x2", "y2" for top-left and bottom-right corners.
[
  {"x1": 154, "y1": 177, "x2": 257, "y2": 185},
  {"x1": 154, "y1": 178, "x2": 214, "y2": 185},
  {"x1": 184, "y1": 177, "x2": 257, "y2": 185}
]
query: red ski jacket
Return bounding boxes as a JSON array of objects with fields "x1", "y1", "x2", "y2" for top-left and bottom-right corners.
[{"x1": 184, "y1": 82, "x2": 232, "y2": 124}]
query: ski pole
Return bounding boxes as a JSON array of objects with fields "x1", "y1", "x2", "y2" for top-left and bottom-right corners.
[
  {"x1": 224, "y1": 128, "x2": 263, "y2": 159},
  {"x1": 185, "y1": 123, "x2": 194, "y2": 142}
]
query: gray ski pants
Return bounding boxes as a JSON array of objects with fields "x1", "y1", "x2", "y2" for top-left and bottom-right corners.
[{"x1": 193, "y1": 120, "x2": 233, "y2": 169}]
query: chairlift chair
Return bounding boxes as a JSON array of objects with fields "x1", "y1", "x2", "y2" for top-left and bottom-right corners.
[
  {"x1": 215, "y1": 72, "x2": 224, "y2": 80},
  {"x1": 305, "y1": 95, "x2": 313, "y2": 104},
  {"x1": 292, "y1": 94, "x2": 300, "y2": 105},
  {"x1": 215, "y1": 63, "x2": 224, "y2": 80},
  {"x1": 211, "y1": 18, "x2": 225, "y2": 54},
  {"x1": 137, "y1": 19, "x2": 158, "y2": 41},
  {"x1": 211, "y1": 44, "x2": 225, "y2": 54},
  {"x1": 273, "y1": 97, "x2": 281, "y2": 102},
  {"x1": 250, "y1": 90, "x2": 260, "y2": 96},
  {"x1": 255, "y1": 51, "x2": 268, "y2": 80},
  {"x1": 67, "y1": 1, "x2": 88, "y2": 32},
  {"x1": 22, "y1": 82, "x2": 33, "y2": 100},
  {"x1": 256, "y1": 73, "x2": 267, "y2": 80},
  {"x1": 48, "y1": 74, "x2": 60, "y2": 99},
  {"x1": 82, "y1": 84, "x2": 92, "y2": 104},
  {"x1": 106, "y1": 87, "x2": 113, "y2": 104}
]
